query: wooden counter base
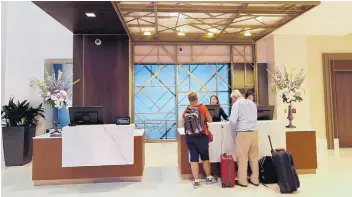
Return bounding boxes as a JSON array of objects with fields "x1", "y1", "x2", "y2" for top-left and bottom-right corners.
[
  {"x1": 33, "y1": 176, "x2": 142, "y2": 186},
  {"x1": 297, "y1": 169, "x2": 316, "y2": 175},
  {"x1": 32, "y1": 135, "x2": 145, "y2": 185},
  {"x1": 286, "y1": 131, "x2": 317, "y2": 175}
]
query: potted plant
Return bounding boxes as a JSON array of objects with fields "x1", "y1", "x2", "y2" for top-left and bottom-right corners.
[
  {"x1": 1, "y1": 97, "x2": 45, "y2": 166},
  {"x1": 268, "y1": 66, "x2": 306, "y2": 128}
]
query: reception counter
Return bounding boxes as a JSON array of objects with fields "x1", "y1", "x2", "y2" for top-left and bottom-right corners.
[
  {"x1": 177, "y1": 121, "x2": 317, "y2": 179},
  {"x1": 32, "y1": 124, "x2": 145, "y2": 186}
]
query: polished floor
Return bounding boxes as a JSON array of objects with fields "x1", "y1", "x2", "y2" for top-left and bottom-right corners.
[{"x1": 2, "y1": 142, "x2": 352, "y2": 197}]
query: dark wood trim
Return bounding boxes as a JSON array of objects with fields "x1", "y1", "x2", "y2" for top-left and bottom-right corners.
[
  {"x1": 131, "y1": 41, "x2": 256, "y2": 45},
  {"x1": 322, "y1": 53, "x2": 352, "y2": 149},
  {"x1": 73, "y1": 35, "x2": 84, "y2": 106},
  {"x1": 130, "y1": 40, "x2": 134, "y2": 123},
  {"x1": 112, "y1": 2, "x2": 132, "y2": 39}
]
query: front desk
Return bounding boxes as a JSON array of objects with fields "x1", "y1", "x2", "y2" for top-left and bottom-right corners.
[
  {"x1": 32, "y1": 124, "x2": 145, "y2": 186},
  {"x1": 177, "y1": 121, "x2": 317, "y2": 179}
]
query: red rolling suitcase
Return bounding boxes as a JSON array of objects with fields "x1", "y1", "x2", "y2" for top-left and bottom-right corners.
[
  {"x1": 220, "y1": 153, "x2": 236, "y2": 188},
  {"x1": 220, "y1": 125, "x2": 236, "y2": 188}
]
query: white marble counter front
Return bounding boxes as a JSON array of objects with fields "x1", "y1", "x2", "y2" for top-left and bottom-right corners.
[
  {"x1": 61, "y1": 124, "x2": 135, "y2": 167},
  {"x1": 178, "y1": 120, "x2": 287, "y2": 162},
  {"x1": 178, "y1": 122, "x2": 235, "y2": 163},
  {"x1": 257, "y1": 120, "x2": 286, "y2": 156}
]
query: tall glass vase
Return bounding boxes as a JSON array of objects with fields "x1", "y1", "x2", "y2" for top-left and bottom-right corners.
[
  {"x1": 286, "y1": 103, "x2": 296, "y2": 128},
  {"x1": 50, "y1": 107, "x2": 62, "y2": 137}
]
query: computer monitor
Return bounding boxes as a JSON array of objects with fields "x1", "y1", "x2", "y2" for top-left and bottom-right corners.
[
  {"x1": 69, "y1": 106, "x2": 104, "y2": 125},
  {"x1": 205, "y1": 105, "x2": 220, "y2": 122},
  {"x1": 257, "y1": 105, "x2": 275, "y2": 120}
]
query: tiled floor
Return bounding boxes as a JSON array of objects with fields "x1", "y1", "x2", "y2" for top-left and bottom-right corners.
[{"x1": 2, "y1": 142, "x2": 352, "y2": 197}]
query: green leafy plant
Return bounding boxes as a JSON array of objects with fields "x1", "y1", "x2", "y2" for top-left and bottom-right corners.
[{"x1": 1, "y1": 97, "x2": 45, "y2": 127}]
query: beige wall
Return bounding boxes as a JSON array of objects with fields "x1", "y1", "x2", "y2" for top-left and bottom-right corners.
[
  {"x1": 306, "y1": 34, "x2": 352, "y2": 138},
  {"x1": 256, "y1": 35, "x2": 277, "y2": 109},
  {"x1": 257, "y1": 34, "x2": 352, "y2": 139}
]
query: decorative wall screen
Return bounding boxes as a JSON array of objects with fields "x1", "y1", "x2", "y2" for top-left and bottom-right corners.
[
  {"x1": 133, "y1": 45, "x2": 254, "y2": 140},
  {"x1": 177, "y1": 64, "x2": 231, "y2": 127},
  {"x1": 134, "y1": 64, "x2": 177, "y2": 140}
]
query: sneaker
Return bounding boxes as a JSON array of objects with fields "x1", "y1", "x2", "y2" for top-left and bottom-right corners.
[
  {"x1": 205, "y1": 176, "x2": 218, "y2": 185},
  {"x1": 193, "y1": 181, "x2": 200, "y2": 189}
]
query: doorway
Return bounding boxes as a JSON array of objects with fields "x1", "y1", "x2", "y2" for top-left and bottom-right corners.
[{"x1": 323, "y1": 54, "x2": 352, "y2": 149}]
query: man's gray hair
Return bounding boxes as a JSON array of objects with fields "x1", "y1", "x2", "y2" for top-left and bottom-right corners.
[{"x1": 230, "y1": 89, "x2": 243, "y2": 98}]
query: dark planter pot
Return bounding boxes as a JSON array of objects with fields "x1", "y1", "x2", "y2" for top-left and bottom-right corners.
[{"x1": 2, "y1": 126, "x2": 36, "y2": 166}]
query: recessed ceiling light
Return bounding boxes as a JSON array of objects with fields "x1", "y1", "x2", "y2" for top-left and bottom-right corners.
[
  {"x1": 170, "y1": 13, "x2": 178, "y2": 17},
  {"x1": 207, "y1": 32, "x2": 214, "y2": 36},
  {"x1": 177, "y1": 32, "x2": 185, "y2": 36},
  {"x1": 143, "y1": 31, "x2": 151, "y2": 36},
  {"x1": 244, "y1": 31, "x2": 251, "y2": 36},
  {"x1": 85, "y1": 13, "x2": 96, "y2": 17},
  {"x1": 256, "y1": 16, "x2": 264, "y2": 21},
  {"x1": 208, "y1": 28, "x2": 218, "y2": 33},
  {"x1": 170, "y1": 12, "x2": 184, "y2": 18}
]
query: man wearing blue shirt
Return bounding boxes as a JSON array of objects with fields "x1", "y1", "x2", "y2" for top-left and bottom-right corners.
[{"x1": 229, "y1": 90, "x2": 259, "y2": 187}]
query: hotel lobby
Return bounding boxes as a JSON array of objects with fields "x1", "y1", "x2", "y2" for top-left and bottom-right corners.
[{"x1": 1, "y1": 1, "x2": 352, "y2": 197}]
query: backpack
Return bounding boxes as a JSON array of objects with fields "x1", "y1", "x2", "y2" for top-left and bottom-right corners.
[
  {"x1": 184, "y1": 104, "x2": 205, "y2": 136},
  {"x1": 259, "y1": 156, "x2": 278, "y2": 185}
]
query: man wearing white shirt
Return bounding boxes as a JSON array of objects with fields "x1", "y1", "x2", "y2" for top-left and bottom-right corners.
[{"x1": 229, "y1": 90, "x2": 259, "y2": 187}]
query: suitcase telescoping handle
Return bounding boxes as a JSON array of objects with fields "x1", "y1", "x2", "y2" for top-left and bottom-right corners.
[
  {"x1": 268, "y1": 135, "x2": 274, "y2": 153},
  {"x1": 221, "y1": 125, "x2": 224, "y2": 154}
]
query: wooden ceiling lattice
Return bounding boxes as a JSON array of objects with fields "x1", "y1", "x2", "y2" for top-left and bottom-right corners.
[{"x1": 113, "y1": 1, "x2": 319, "y2": 43}]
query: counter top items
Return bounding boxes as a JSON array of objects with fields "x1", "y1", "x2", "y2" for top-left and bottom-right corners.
[{"x1": 116, "y1": 117, "x2": 130, "y2": 125}]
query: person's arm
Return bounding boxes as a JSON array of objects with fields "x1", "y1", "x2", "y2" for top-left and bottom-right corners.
[
  {"x1": 181, "y1": 109, "x2": 186, "y2": 127},
  {"x1": 219, "y1": 107, "x2": 229, "y2": 121},
  {"x1": 229, "y1": 102, "x2": 239, "y2": 131},
  {"x1": 201, "y1": 105, "x2": 213, "y2": 123}
]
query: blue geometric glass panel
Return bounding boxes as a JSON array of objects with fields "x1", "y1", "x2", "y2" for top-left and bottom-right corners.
[{"x1": 134, "y1": 63, "x2": 231, "y2": 140}]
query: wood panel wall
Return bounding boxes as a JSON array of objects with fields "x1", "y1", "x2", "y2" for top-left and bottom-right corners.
[
  {"x1": 323, "y1": 54, "x2": 352, "y2": 149},
  {"x1": 73, "y1": 35, "x2": 130, "y2": 124},
  {"x1": 330, "y1": 59, "x2": 352, "y2": 147}
]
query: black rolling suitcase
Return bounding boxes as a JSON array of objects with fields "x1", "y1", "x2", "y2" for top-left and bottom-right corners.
[{"x1": 268, "y1": 135, "x2": 300, "y2": 194}]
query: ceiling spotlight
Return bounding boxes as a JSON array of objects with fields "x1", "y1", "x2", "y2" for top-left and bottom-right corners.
[
  {"x1": 207, "y1": 32, "x2": 214, "y2": 36},
  {"x1": 170, "y1": 12, "x2": 178, "y2": 17},
  {"x1": 178, "y1": 32, "x2": 185, "y2": 36},
  {"x1": 85, "y1": 13, "x2": 96, "y2": 17},
  {"x1": 244, "y1": 31, "x2": 251, "y2": 36},
  {"x1": 143, "y1": 31, "x2": 151, "y2": 36},
  {"x1": 208, "y1": 28, "x2": 219, "y2": 33}
]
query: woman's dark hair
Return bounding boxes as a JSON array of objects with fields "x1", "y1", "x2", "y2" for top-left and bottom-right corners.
[
  {"x1": 245, "y1": 92, "x2": 254, "y2": 98},
  {"x1": 210, "y1": 95, "x2": 220, "y2": 104}
]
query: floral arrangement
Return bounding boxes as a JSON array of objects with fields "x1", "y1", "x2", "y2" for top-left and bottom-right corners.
[
  {"x1": 30, "y1": 70, "x2": 79, "y2": 109},
  {"x1": 268, "y1": 66, "x2": 306, "y2": 104}
]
